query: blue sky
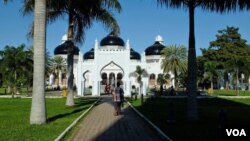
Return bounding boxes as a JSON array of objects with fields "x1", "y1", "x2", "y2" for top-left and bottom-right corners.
[{"x1": 0, "y1": 0, "x2": 250, "y2": 56}]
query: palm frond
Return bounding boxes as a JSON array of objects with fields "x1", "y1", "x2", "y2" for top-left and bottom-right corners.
[
  {"x1": 157, "y1": 0, "x2": 250, "y2": 12},
  {"x1": 94, "y1": 8, "x2": 120, "y2": 35},
  {"x1": 102, "y1": 0, "x2": 122, "y2": 12}
]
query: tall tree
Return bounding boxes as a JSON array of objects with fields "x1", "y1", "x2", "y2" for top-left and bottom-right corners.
[
  {"x1": 204, "y1": 61, "x2": 218, "y2": 94},
  {"x1": 156, "y1": 0, "x2": 250, "y2": 121},
  {"x1": 157, "y1": 73, "x2": 170, "y2": 95},
  {"x1": 23, "y1": 0, "x2": 121, "y2": 106},
  {"x1": 201, "y1": 26, "x2": 250, "y2": 94},
  {"x1": 28, "y1": 47, "x2": 52, "y2": 87},
  {"x1": 161, "y1": 45, "x2": 187, "y2": 89},
  {"x1": 30, "y1": 0, "x2": 47, "y2": 124},
  {"x1": 0, "y1": 45, "x2": 32, "y2": 97},
  {"x1": 50, "y1": 56, "x2": 66, "y2": 86},
  {"x1": 134, "y1": 65, "x2": 147, "y2": 96}
]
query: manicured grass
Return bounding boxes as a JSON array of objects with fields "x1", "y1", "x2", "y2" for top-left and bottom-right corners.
[
  {"x1": 0, "y1": 87, "x2": 61, "y2": 95},
  {"x1": 0, "y1": 97, "x2": 98, "y2": 141},
  {"x1": 213, "y1": 89, "x2": 250, "y2": 96},
  {"x1": 128, "y1": 97, "x2": 250, "y2": 141},
  {"x1": 0, "y1": 87, "x2": 7, "y2": 95}
]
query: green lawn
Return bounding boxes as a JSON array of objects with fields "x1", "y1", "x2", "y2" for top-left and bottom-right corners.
[
  {"x1": 213, "y1": 89, "x2": 250, "y2": 96},
  {"x1": 0, "y1": 87, "x2": 7, "y2": 95},
  {"x1": 128, "y1": 97, "x2": 250, "y2": 141},
  {"x1": 0, "y1": 97, "x2": 98, "y2": 141}
]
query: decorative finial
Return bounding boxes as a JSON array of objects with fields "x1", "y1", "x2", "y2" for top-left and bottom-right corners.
[
  {"x1": 155, "y1": 35, "x2": 164, "y2": 43},
  {"x1": 61, "y1": 34, "x2": 67, "y2": 44}
]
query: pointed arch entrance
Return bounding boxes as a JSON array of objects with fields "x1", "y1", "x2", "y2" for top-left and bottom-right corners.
[
  {"x1": 82, "y1": 70, "x2": 92, "y2": 95},
  {"x1": 100, "y1": 61, "x2": 124, "y2": 94}
]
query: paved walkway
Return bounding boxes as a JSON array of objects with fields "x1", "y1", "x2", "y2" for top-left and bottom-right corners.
[{"x1": 69, "y1": 96, "x2": 164, "y2": 141}]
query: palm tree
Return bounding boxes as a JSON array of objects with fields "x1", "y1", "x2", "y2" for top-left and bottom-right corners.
[
  {"x1": 134, "y1": 65, "x2": 147, "y2": 96},
  {"x1": 225, "y1": 56, "x2": 245, "y2": 95},
  {"x1": 156, "y1": 0, "x2": 250, "y2": 121},
  {"x1": 28, "y1": 47, "x2": 51, "y2": 88},
  {"x1": 51, "y1": 56, "x2": 66, "y2": 87},
  {"x1": 157, "y1": 73, "x2": 170, "y2": 95},
  {"x1": 30, "y1": 0, "x2": 47, "y2": 124},
  {"x1": 23, "y1": 0, "x2": 121, "y2": 106},
  {"x1": 161, "y1": 45, "x2": 187, "y2": 89},
  {"x1": 0, "y1": 45, "x2": 32, "y2": 98},
  {"x1": 204, "y1": 61, "x2": 217, "y2": 94}
]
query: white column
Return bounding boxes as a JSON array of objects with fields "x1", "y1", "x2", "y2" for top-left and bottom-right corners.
[
  {"x1": 82, "y1": 80, "x2": 85, "y2": 96},
  {"x1": 142, "y1": 77, "x2": 147, "y2": 95},
  {"x1": 125, "y1": 80, "x2": 131, "y2": 96},
  {"x1": 92, "y1": 80, "x2": 98, "y2": 96},
  {"x1": 114, "y1": 72, "x2": 117, "y2": 87},
  {"x1": 77, "y1": 52, "x2": 83, "y2": 96}
]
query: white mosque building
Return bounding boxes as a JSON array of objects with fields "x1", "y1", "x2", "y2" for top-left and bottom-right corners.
[{"x1": 53, "y1": 33, "x2": 174, "y2": 96}]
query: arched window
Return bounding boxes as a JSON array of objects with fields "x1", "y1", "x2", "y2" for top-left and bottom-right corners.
[
  {"x1": 101, "y1": 73, "x2": 107, "y2": 85},
  {"x1": 117, "y1": 73, "x2": 123, "y2": 85},
  {"x1": 101, "y1": 73, "x2": 107, "y2": 79},
  {"x1": 117, "y1": 73, "x2": 123, "y2": 79},
  {"x1": 109, "y1": 73, "x2": 115, "y2": 85},
  {"x1": 158, "y1": 73, "x2": 163, "y2": 78},
  {"x1": 150, "y1": 73, "x2": 155, "y2": 80},
  {"x1": 109, "y1": 73, "x2": 115, "y2": 79}
]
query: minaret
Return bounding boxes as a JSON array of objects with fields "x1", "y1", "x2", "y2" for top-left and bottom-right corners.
[{"x1": 126, "y1": 39, "x2": 130, "y2": 49}]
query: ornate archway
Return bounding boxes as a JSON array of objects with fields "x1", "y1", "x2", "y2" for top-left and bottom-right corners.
[{"x1": 100, "y1": 61, "x2": 124, "y2": 93}]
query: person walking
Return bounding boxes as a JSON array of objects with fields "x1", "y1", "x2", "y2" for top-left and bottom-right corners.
[
  {"x1": 105, "y1": 84, "x2": 111, "y2": 95},
  {"x1": 112, "y1": 82, "x2": 124, "y2": 116},
  {"x1": 169, "y1": 86, "x2": 175, "y2": 96}
]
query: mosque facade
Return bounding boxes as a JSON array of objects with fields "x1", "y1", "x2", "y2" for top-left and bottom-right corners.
[{"x1": 53, "y1": 33, "x2": 174, "y2": 96}]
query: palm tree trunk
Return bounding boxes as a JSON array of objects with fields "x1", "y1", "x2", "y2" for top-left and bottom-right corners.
[
  {"x1": 236, "y1": 68, "x2": 239, "y2": 95},
  {"x1": 174, "y1": 70, "x2": 178, "y2": 90},
  {"x1": 30, "y1": 0, "x2": 47, "y2": 124},
  {"x1": 211, "y1": 81, "x2": 214, "y2": 94},
  {"x1": 66, "y1": 8, "x2": 75, "y2": 106},
  {"x1": 11, "y1": 87, "x2": 14, "y2": 98},
  {"x1": 187, "y1": 4, "x2": 198, "y2": 121},
  {"x1": 59, "y1": 70, "x2": 62, "y2": 86}
]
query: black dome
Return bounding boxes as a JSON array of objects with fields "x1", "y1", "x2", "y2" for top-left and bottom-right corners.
[
  {"x1": 145, "y1": 41, "x2": 165, "y2": 56},
  {"x1": 54, "y1": 41, "x2": 79, "y2": 55},
  {"x1": 100, "y1": 33, "x2": 125, "y2": 46},
  {"x1": 83, "y1": 48, "x2": 94, "y2": 60},
  {"x1": 130, "y1": 48, "x2": 141, "y2": 60}
]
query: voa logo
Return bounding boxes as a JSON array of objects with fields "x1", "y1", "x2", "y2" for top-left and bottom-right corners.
[{"x1": 226, "y1": 129, "x2": 246, "y2": 136}]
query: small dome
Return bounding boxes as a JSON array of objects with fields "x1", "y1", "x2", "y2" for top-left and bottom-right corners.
[
  {"x1": 83, "y1": 48, "x2": 94, "y2": 60},
  {"x1": 100, "y1": 33, "x2": 125, "y2": 46},
  {"x1": 54, "y1": 41, "x2": 79, "y2": 55},
  {"x1": 130, "y1": 48, "x2": 141, "y2": 60},
  {"x1": 145, "y1": 41, "x2": 165, "y2": 56}
]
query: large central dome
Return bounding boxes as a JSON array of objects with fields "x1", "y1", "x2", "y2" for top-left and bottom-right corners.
[{"x1": 100, "y1": 33, "x2": 125, "y2": 46}]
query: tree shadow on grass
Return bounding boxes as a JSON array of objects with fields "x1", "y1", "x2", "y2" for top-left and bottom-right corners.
[
  {"x1": 47, "y1": 97, "x2": 99, "y2": 123},
  {"x1": 127, "y1": 95, "x2": 250, "y2": 141}
]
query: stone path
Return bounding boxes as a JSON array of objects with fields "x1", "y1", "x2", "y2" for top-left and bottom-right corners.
[{"x1": 69, "y1": 96, "x2": 164, "y2": 141}]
